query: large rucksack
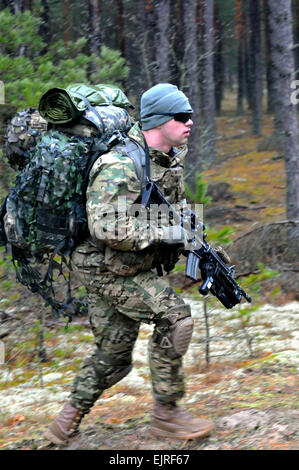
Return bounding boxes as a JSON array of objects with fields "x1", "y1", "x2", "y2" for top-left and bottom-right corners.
[{"x1": 0, "y1": 84, "x2": 146, "y2": 321}]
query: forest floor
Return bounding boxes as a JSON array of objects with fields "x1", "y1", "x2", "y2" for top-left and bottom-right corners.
[{"x1": 0, "y1": 95, "x2": 298, "y2": 452}]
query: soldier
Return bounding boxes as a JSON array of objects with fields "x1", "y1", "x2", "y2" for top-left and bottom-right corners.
[{"x1": 44, "y1": 83, "x2": 214, "y2": 445}]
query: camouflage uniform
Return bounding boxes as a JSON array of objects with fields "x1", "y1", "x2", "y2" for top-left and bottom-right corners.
[{"x1": 70, "y1": 122, "x2": 192, "y2": 412}]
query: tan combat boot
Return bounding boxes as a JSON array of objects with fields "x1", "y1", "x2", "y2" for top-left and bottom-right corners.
[
  {"x1": 44, "y1": 402, "x2": 86, "y2": 445},
  {"x1": 151, "y1": 401, "x2": 214, "y2": 440}
]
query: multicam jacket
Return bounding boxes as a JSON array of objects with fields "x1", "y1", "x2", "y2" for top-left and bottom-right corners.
[{"x1": 72, "y1": 122, "x2": 189, "y2": 276}]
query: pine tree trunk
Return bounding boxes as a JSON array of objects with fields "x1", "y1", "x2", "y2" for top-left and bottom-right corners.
[
  {"x1": 169, "y1": 0, "x2": 184, "y2": 86},
  {"x1": 202, "y1": 0, "x2": 216, "y2": 162},
  {"x1": 181, "y1": 0, "x2": 201, "y2": 184},
  {"x1": 12, "y1": 0, "x2": 24, "y2": 13},
  {"x1": 263, "y1": 0, "x2": 275, "y2": 113},
  {"x1": 116, "y1": 0, "x2": 125, "y2": 57},
  {"x1": 268, "y1": 0, "x2": 299, "y2": 220},
  {"x1": 236, "y1": 0, "x2": 245, "y2": 115},
  {"x1": 87, "y1": 0, "x2": 102, "y2": 56},
  {"x1": 244, "y1": 3, "x2": 253, "y2": 110},
  {"x1": 154, "y1": 0, "x2": 171, "y2": 82},
  {"x1": 250, "y1": 0, "x2": 263, "y2": 135},
  {"x1": 293, "y1": 0, "x2": 299, "y2": 81},
  {"x1": 214, "y1": 5, "x2": 224, "y2": 114},
  {"x1": 39, "y1": 0, "x2": 51, "y2": 52},
  {"x1": 136, "y1": 0, "x2": 155, "y2": 90},
  {"x1": 62, "y1": 1, "x2": 69, "y2": 48}
]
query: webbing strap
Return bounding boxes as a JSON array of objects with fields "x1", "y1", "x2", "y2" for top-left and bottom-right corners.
[
  {"x1": 121, "y1": 137, "x2": 147, "y2": 189},
  {"x1": 71, "y1": 92, "x2": 105, "y2": 131}
]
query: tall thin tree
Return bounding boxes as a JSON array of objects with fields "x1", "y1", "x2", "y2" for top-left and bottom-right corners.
[
  {"x1": 263, "y1": 0, "x2": 275, "y2": 113},
  {"x1": 202, "y1": 0, "x2": 216, "y2": 163},
  {"x1": 181, "y1": 0, "x2": 201, "y2": 184},
  {"x1": 250, "y1": 0, "x2": 263, "y2": 135},
  {"x1": 62, "y1": 1, "x2": 69, "y2": 48},
  {"x1": 236, "y1": 0, "x2": 245, "y2": 114},
  {"x1": 87, "y1": 0, "x2": 102, "y2": 56},
  {"x1": 154, "y1": 0, "x2": 171, "y2": 82},
  {"x1": 214, "y1": 4, "x2": 224, "y2": 115},
  {"x1": 116, "y1": 0, "x2": 125, "y2": 57},
  {"x1": 268, "y1": 0, "x2": 299, "y2": 220}
]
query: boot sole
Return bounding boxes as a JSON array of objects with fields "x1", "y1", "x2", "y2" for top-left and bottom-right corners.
[
  {"x1": 44, "y1": 429, "x2": 69, "y2": 446},
  {"x1": 150, "y1": 423, "x2": 214, "y2": 440}
]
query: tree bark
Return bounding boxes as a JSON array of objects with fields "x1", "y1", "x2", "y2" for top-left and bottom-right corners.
[
  {"x1": 250, "y1": 0, "x2": 263, "y2": 135},
  {"x1": 181, "y1": 0, "x2": 201, "y2": 184},
  {"x1": 39, "y1": 0, "x2": 51, "y2": 53},
  {"x1": 62, "y1": 1, "x2": 69, "y2": 48},
  {"x1": 268, "y1": 0, "x2": 299, "y2": 220},
  {"x1": 12, "y1": 0, "x2": 24, "y2": 13},
  {"x1": 263, "y1": 0, "x2": 275, "y2": 114},
  {"x1": 87, "y1": 0, "x2": 102, "y2": 56},
  {"x1": 154, "y1": 0, "x2": 171, "y2": 82},
  {"x1": 116, "y1": 0, "x2": 125, "y2": 57},
  {"x1": 236, "y1": 0, "x2": 245, "y2": 115},
  {"x1": 293, "y1": 0, "x2": 299, "y2": 81},
  {"x1": 214, "y1": 4, "x2": 224, "y2": 114},
  {"x1": 136, "y1": 0, "x2": 155, "y2": 91},
  {"x1": 202, "y1": 0, "x2": 216, "y2": 162}
]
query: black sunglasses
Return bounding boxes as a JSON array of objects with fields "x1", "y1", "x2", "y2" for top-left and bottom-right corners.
[{"x1": 145, "y1": 112, "x2": 193, "y2": 123}]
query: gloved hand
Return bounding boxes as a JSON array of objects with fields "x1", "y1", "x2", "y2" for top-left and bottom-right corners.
[
  {"x1": 159, "y1": 224, "x2": 189, "y2": 247},
  {"x1": 161, "y1": 245, "x2": 182, "y2": 273}
]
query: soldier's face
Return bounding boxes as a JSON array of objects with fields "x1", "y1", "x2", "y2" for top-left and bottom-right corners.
[{"x1": 159, "y1": 116, "x2": 193, "y2": 149}]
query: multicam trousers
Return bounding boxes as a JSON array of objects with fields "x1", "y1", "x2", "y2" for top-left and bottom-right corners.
[{"x1": 70, "y1": 248, "x2": 192, "y2": 413}]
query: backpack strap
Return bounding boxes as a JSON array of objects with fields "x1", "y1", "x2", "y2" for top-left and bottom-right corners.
[
  {"x1": 71, "y1": 92, "x2": 105, "y2": 131},
  {"x1": 120, "y1": 137, "x2": 148, "y2": 189}
]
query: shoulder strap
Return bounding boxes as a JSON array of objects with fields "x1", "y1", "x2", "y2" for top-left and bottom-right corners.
[
  {"x1": 114, "y1": 137, "x2": 149, "y2": 190},
  {"x1": 143, "y1": 138, "x2": 151, "y2": 180},
  {"x1": 123, "y1": 138, "x2": 146, "y2": 186},
  {"x1": 71, "y1": 92, "x2": 105, "y2": 131}
]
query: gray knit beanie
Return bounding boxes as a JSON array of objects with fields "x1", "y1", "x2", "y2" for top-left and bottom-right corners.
[{"x1": 140, "y1": 83, "x2": 193, "y2": 130}]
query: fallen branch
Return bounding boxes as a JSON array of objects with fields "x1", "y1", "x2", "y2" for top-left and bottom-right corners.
[{"x1": 232, "y1": 220, "x2": 298, "y2": 243}]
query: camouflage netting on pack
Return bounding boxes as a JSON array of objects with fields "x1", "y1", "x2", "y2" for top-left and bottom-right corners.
[
  {"x1": 4, "y1": 130, "x2": 93, "y2": 255},
  {"x1": 3, "y1": 108, "x2": 48, "y2": 170},
  {"x1": 1, "y1": 83, "x2": 136, "y2": 317},
  {"x1": 38, "y1": 83, "x2": 134, "y2": 124}
]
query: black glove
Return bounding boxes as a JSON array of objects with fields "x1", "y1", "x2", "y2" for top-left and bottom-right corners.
[
  {"x1": 159, "y1": 224, "x2": 188, "y2": 247},
  {"x1": 161, "y1": 245, "x2": 182, "y2": 273}
]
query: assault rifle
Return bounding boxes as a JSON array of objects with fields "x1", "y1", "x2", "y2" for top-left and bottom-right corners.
[{"x1": 141, "y1": 180, "x2": 251, "y2": 309}]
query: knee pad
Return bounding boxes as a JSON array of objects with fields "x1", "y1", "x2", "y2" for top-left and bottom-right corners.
[
  {"x1": 93, "y1": 349, "x2": 133, "y2": 389},
  {"x1": 153, "y1": 304, "x2": 193, "y2": 357}
]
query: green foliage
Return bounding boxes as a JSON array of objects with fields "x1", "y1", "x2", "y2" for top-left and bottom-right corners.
[
  {"x1": 0, "y1": 8, "x2": 129, "y2": 109},
  {"x1": 236, "y1": 263, "x2": 280, "y2": 328},
  {"x1": 90, "y1": 46, "x2": 130, "y2": 86},
  {"x1": 206, "y1": 226, "x2": 234, "y2": 245},
  {"x1": 0, "y1": 9, "x2": 44, "y2": 55},
  {"x1": 184, "y1": 172, "x2": 233, "y2": 248},
  {"x1": 184, "y1": 172, "x2": 212, "y2": 205},
  {"x1": 240, "y1": 262, "x2": 279, "y2": 299}
]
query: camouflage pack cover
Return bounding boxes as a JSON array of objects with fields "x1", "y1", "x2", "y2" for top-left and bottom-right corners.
[
  {"x1": 4, "y1": 130, "x2": 92, "y2": 255},
  {"x1": 3, "y1": 108, "x2": 48, "y2": 170},
  {"x1": 1, "y1": 84, "x2": 136, "y2": 316},
  {"x1": 4, "y1": 103, "x2": 133, "y2": 256}
]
